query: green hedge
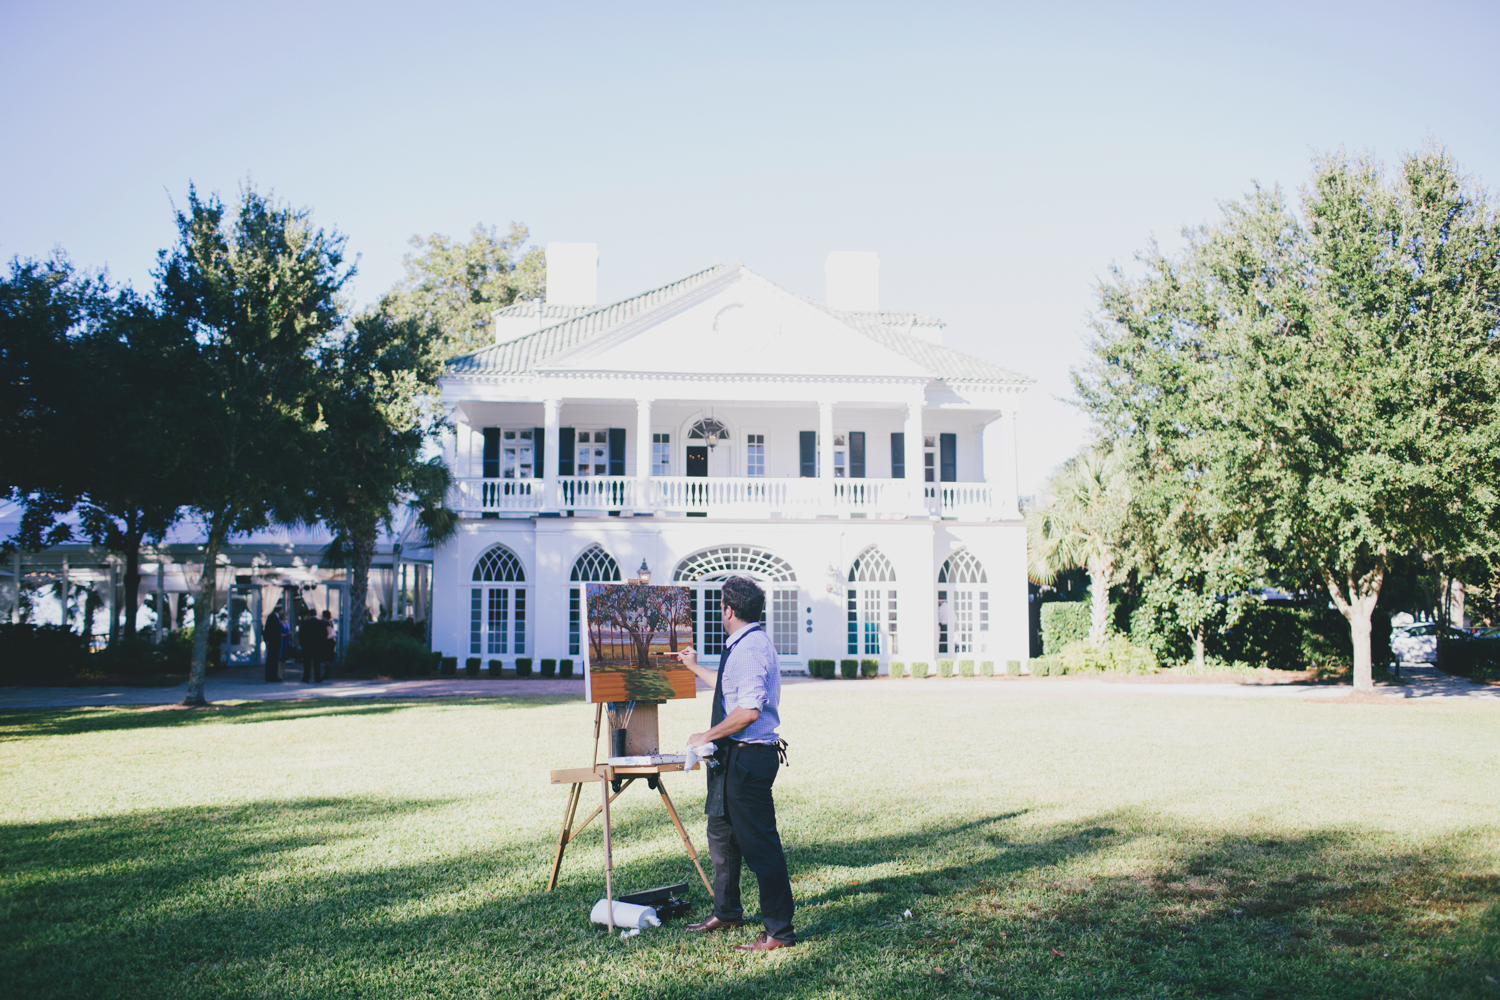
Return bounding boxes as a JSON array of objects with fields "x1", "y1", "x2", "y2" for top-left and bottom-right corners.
[
  {"x1": 958, "y1": 659, "x2": 975, "y2": 677},
  {"x1": 1060, "y1": 637, "x2": 1158, "y2": 674},
  {"x1": 839, "y1": 659, "x2": 858, "y2": 679},
  {"x1": 911, "y1": 661, "x2": 930, "y2": 679},
  {"x1": 344, "y1": 628, "x2": 431, "y2": 678},
  {"x1": 807, "y1": 658, "x2": 835, "y2": 679},
  {"x1": 1030, "y1": 655, "x2": 1062, "y2": 676},
  {"x1": 859, "y1": 658, "x2": 879, "y2": 678},
  {"x1": 979, "y1": 660, "x2": 994, "y2": 677},
  {"x1": 440, "y1": 656, "x2": 457, "y2": 676},
  {"x1": 889, "y1": 660, "x2": 906, "y2": 678},
  {"x1": 1041, "y1": 601, "x2": 1092, "y2": 654},
  {"x1": 540, "y1": 658, "x2": 557, "y2": 678},
  {"x1": 465, "y1": 657, "x2": 481, "y2": 677},
  {"x1": 1005, "y1": 659, "x2": 1021, "y2": 676},
  {"x1": 515, "y1": 657, "x2": 533, "y2": 678},
  {"x1": 560, "y1": 658, "x2": 575, "y2": 679},
  {"x1": 488, "y1": 659, "x2": 503, "y2": 677},
  {"x1": 937, "y1": 659, "x2": 954, "y2": 678}
]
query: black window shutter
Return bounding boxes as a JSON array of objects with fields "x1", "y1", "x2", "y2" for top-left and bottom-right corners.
[
  {"x1": 799, "y1": 431, "x2": 817, "y2": 478},
  {"x1": 559, "y1": 428, "x2": 576, "y2": 476},
  {"x1": 890, "y1": 432, "x2": 905, "y2": 479},
  {"x1": 849, "y1": 431, "x2": 865, "y2": 479},
  {"x1": 533, "y1": 427, "x2": 545, "y2": 479},
  {"x1": 608, "y1": 428, "x2": 626, "y2": 476},
  {"x1": 482, "y1": 428, "x2": 500, "y2": 478},
  {"x1": 940, "y1": 433, "x2": 957, "y2": 482}
]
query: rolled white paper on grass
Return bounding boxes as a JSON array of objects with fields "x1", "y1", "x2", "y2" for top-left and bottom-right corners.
[{"x1": 590, "y1": 899, "x2": 661, "y2": 929}]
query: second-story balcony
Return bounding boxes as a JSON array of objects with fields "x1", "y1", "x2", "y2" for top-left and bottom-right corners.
[{"x1": 452, "y1": 475, "x2": 1007, "y2": 520}]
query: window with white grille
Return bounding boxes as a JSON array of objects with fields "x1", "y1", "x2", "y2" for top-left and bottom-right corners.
[
  {"x1": 569, "y1": 544, "x2": 622, "y2": 656},
  {"x1": 938, "y1": 550, "x2": 988, "y2": 655},
  {"x1": 471, "y1": 544, "x2": 526, "y2": 656}
]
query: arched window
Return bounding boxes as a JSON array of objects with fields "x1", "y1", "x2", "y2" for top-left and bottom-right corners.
[
  {"x1": 847, "y1": 546, "x2": 897, "y2": 658},
  {"x1": 938, "y1": 549, "x2": 989, "y2": 655},
  {"x1": 471, "y1": 545, "x2": 526, "y2": 657},
  {"x1": 473, "y1": 546, "x2": 525, "y2": 582},
  {"x1": 672, "y1": 545, "x2": 799, "y2": 658},
  {"x1": 673, "y1": 545, "x2": 795, "y2": 582},
  {"x1": 569, "y1": 545, "x2": 621, "y2": 656}
]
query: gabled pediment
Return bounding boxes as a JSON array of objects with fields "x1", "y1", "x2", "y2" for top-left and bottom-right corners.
[{"x1": 539, "y1": 267, "x2": 934, "y2": 380}]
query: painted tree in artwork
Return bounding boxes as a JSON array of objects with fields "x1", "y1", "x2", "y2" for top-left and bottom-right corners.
[{"x1": 659, "y1": 586, "x2": 692, "y2": 652}]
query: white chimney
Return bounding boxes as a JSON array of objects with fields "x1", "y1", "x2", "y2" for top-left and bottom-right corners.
[
  {"x1": 545, "y1": 242, "x2": 598, "y2": 306},
  {"x1": 825, "y1": 251, "x2": 879, "y2": 312}
]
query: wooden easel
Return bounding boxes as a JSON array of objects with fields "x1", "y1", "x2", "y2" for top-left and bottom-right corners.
[{"x1": 547, "y1": 702, "x2": 714, "y2": 932}]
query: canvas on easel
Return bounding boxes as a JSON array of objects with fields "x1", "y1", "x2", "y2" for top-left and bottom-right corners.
[{"x1": 582, "y1": 583, "x2": 697, "y2": 703}]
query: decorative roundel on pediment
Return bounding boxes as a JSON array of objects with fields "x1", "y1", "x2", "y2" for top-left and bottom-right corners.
[{"x1": 712, "y1": 302, "x2": 759, "y2": 339}]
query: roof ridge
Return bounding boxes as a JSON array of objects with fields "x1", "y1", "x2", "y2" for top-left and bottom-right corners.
[{"x1": 450, "y1": 263, "x2": 729, "y2": 372}]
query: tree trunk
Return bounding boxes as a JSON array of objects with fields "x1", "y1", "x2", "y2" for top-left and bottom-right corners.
[
  {"x1": 1324, "y1": 566, "x2": 1384, "y2": 691},
  {"x1": 1087, "y1": 556, "x2": 1112, "y2": 645},
  {"x1": 1447, "y1": 578, "x2": 1466, "y2": 629},
  {"x1": 1192, "y1": 625, "x2": 1206, "y2": 672},
  {"x1": 183, "y1": 517, "x2": 229, "y2": 706},
  {"x1": 121, "y1": 534, "x2": 142, "y2": 643},
  {"x1": 347, "y1": 531, "x2": 376, "y2": 645}
]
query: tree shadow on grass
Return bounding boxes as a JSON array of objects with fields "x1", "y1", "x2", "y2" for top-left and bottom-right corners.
[
  {"x1": 1, "y1": 799, "x2": 1496, "y2": 1000},
  {"x1": 0, "y1": 696, "x2": 576, "y2": 741}
]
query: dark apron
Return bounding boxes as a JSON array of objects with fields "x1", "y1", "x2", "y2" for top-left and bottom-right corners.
[{"x1": 703, "y1": 624, "x2": 761, "y2": 818}]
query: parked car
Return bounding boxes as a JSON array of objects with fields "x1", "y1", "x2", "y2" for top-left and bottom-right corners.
[{"x1": 1390, "y1": 622, "x2": 1472, "y2": 665}]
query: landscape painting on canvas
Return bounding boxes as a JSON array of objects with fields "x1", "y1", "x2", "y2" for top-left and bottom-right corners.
[{"x1": 583, "y1": 583, "x2": 698, "y2": 703}]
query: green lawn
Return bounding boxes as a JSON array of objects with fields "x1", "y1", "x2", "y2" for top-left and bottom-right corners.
[{"x1": 1, "y1": 684, "x2": 1496, "y2": 999}]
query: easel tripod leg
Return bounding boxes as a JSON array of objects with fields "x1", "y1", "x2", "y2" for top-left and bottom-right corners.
[
  {"x1": 547, "y1": 782, "x2": 584, "y2": 892},
  {"x1": 657, "y1": 781, "x2": 714, "y2": 899},
  {"x1": 601, "y1": 768, "x2": 614, "y2": 932}
]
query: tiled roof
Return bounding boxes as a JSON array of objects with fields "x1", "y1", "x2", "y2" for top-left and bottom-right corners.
[
  {"x1": 447, "y1": 263, "x2": 1031, "y2": 385},
  {"x1": 450, "y1": 265, "x2": 729, "y2": 374}
]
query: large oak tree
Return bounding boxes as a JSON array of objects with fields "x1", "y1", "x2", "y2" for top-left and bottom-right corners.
[{"x1": 1081, "y1": 148, "x2": 1500, "y2": 688}]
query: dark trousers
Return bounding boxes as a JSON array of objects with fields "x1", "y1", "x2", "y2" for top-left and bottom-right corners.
[
  {"x1": 706, "y1": 742, "x2": 795, "y2": 943},
  {"x1": 264, "y1": 648, "x2": 281, "y2": 682}
]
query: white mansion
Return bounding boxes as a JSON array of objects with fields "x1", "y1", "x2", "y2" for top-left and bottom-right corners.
[{"x1": 431, "y1": 246, "x2": 1031, "y2": 674}]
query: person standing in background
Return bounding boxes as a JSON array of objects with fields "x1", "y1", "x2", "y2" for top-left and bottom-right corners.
[
  {"x1": 320, "y1": 608, "x2": 337, "y2": 679},
  {"x1": 263, "y1": 605, "x2": 284, "y2": 682},
  {"x1": 298, "y1": 610, "x2": 324, "y2": 683}
]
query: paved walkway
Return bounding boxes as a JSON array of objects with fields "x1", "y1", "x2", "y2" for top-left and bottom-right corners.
[{"x1": 1, "y1": 662, "x2": 1493, "y2": 710}]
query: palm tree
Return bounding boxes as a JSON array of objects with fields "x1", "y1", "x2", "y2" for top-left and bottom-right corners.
[{"x1": 1026, "y1": 444, "x2": 1133, "y2": 646}]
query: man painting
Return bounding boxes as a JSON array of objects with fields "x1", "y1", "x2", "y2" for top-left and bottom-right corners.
[{"x1": 673, "y1": 576, "x2": 795, "y2": 952}]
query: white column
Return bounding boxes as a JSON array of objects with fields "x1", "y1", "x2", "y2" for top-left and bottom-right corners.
[
  {"x1": 983, "y1": 406, "x2": 1020, "y2": 519},
  {"x1": 543, "y1": 398, "x2": 560, "y2": 511},
  {"x1": 457, "y1": 419, "x2": 476, "y2": 480},
  {"x1": 635, "y1": 398, "x2": 653, "y2": 513},
  {"x1": 818, "y1": 401, "x2": 834, "y2": 482},
  {"x1": 904, "y1": 402, "x2": 925, "y2": 516},
  {"x1": 154, "y1": 559, "x2": 166, "y2": 643},
  {"x1": 60, "y1": 554, "x2": 69, "y2": 632}
]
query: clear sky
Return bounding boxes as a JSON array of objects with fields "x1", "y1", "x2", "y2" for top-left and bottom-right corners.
[{"x1": 3, "y1": 0, "x2": 1497, "y2": 495}]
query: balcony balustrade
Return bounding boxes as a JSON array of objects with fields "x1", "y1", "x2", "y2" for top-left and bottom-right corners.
[{"x1": 452, "y1": 475, "x2": 1006, "y2": 520}]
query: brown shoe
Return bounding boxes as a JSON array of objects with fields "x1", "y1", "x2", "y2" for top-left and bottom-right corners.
[
  {"x1": 734, "y1": 932, "x2": 795, "y2": 952},
  {"x1": 686, "y1": 915, "x2": 742, "y2": 933}
]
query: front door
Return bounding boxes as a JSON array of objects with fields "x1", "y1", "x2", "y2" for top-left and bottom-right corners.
[{"x1": 686, "y1": 446, "x2": 708, "y2": 477}]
